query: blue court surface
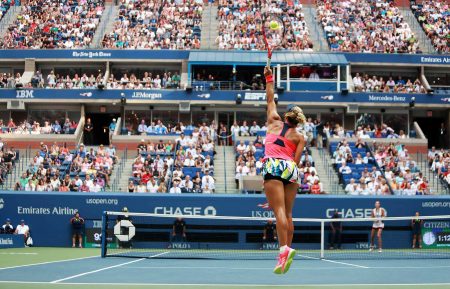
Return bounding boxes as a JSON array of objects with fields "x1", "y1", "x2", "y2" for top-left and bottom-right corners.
[{"x1": 1, "y1": 249, "x2": 450, "y2": 289}]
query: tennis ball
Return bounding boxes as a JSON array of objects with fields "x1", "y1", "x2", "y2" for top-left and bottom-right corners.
[{"x1": 269, "y1": 20, "x2": 279, "y2": 30}]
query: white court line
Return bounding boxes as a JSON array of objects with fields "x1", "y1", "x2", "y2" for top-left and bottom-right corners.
[
  {"x1": 297, "y1": 254, "x2": 369, "y2": 269},
  {"x1": 0, "y1": 255, "x2": 98, "y2": 271},
  {"x1": 0, "y1": 252, "x2": 38, "y2": 255},
  {"x1": 1, "y1": 281, "x2": 450, "y2": 287},
  {"x1": 126, "y1": 265, "x2": 450, "y2": 270},
  {"x1": 50, "y1": 258, "x2": 146, "y2": 283},
  {"x1": 50, "y1": 252, "x2": 169, "y2": 284},
  {"x1": 125, "y1": 266, "x2": 366, "y2": 271}
]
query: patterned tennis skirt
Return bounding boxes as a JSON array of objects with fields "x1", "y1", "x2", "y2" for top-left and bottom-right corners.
[{"x1": 262, "y1": 157, "x2": 300, "y2": 185}]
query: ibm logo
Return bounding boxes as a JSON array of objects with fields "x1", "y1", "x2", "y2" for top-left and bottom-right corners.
[
  {"x1": 16, "y1": 90, "x2": 34, "y2": 99},
  {"x1": 0, "y1": 198, "x2": 4, "y2": 210}
]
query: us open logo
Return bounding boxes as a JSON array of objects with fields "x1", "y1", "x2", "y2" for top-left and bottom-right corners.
[{"x1": 0, "y1": 198, "x2": 4, "y2": 210}]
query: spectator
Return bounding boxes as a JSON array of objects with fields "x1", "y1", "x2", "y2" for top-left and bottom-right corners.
[
  {"x1": 84, "y1": 118, "x2": 94, "y2": 145},
  {"x1": 1, "y1": 218, "x2": 14, "y2": 234},
  {"x1": 14, "y1": 219, "x2": 30, "y2": 245},
  {"x1": 109, "y1": 118, "x2": 117, "y2": 143},
  {"x1": 70, "y1": 212, "x2": 85, "y2": 248}
]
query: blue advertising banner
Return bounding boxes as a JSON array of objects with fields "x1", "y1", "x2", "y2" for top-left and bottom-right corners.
[
  {"x1": 0, "y1": 50, "x2": 189, "y2": 60},
  {"x1": 0, "y1": 192, "x2": 449, "y2": 247},
  {"x1": 2, "y1": 89, "x2": 449, "y2": 104},
  {"x1": 0, "y1": 50, "x2": 449, "y2": 66},
  {"x1": 0, "y1": 235, "x2": 25, "y2": 249}
]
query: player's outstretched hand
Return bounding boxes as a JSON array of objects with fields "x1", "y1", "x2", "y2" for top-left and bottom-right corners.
[{"x1": 264, "y1": 67, "x2": 272, "y2": 77}]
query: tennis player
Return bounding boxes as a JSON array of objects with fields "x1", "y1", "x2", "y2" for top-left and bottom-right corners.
[
  {"x1": 262, "y1": 67, "x2": 306, "y2": 274},
  {"x1": 370, "y1": 201, "x2": 386, "y2": 253}
]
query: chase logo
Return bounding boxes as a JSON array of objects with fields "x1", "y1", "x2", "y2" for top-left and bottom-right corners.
[
  {"x1": 203, "y1": 206, "x2": 217, "y2": 216},
  {"x1": 0, "y1": 198, "x2": 4, "y2": 210}
]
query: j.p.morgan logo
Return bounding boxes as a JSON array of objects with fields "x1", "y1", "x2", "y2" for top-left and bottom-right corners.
[{"x1": 0, "y1": 198, "x2": 4, "y2": 209}]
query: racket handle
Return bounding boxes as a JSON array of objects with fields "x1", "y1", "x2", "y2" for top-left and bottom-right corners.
[{"x1": 267, "y1": 58, "x2": 271, "y2": 68}]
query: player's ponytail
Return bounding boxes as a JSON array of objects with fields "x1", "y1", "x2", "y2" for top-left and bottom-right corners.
[{"x1": 285, "y1": 106, "x2": 306, "y2": 126}]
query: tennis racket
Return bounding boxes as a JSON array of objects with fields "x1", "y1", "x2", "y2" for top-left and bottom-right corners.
[{"x1": 261, "y1": 14, "x2": 285, "y2": 68}]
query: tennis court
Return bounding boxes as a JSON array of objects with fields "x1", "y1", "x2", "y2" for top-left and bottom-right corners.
[{"x1": 1, "y1": 247, "x2": 450, "y2": 289}]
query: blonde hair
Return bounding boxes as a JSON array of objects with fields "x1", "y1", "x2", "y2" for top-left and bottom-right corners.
[{"x1": 285, "y1": 106, "x2": 306, "y2": 126}]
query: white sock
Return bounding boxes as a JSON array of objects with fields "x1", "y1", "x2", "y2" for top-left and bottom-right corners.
[{"x1": 279, "y1": 245, "x2": 288, "y2": 253}]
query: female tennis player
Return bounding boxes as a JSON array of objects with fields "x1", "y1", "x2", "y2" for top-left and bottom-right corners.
[
  {"x1": 370, "y1": 201, "x2": 386, "y2": 253},
  {"x1": 262, "y1": 67, "x2": 306, "y2": 274}
]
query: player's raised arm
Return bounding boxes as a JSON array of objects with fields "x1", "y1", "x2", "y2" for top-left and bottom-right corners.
[{"x1": 264, "y1": 67, "x2": 281, "y2": 124}]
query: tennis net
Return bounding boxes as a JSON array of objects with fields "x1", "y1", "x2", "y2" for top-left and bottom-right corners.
[{"x1": 101, "y1": 211, "x2": 450, "y2": 260}]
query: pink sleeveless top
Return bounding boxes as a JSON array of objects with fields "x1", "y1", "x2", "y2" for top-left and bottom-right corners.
[{"x1": 264, "y1": 123, "x2": 297, "y2": 161}]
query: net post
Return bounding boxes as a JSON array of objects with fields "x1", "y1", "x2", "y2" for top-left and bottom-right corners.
[
  {"x1": 320, "y1": 221, "x2": 325, "y2": 259},
  {"x1": 101, "y1": 211, "x2": 107, "y2": 258}
]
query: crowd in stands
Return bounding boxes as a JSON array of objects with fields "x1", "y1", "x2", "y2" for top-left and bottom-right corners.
[
  {"x1": 216, "y1": 0, "x2": 313, "y2": 51},
  {"x1": 0, "y1": 0, "x2": 105, "y2": 49},
  {"x1": 0, "y1": 0, "x2": 12, "y2": 21},
  {"x1": 333, "y1": 138, "x2": 432, "y2": 196},
  {"x1": 317, "y1": 0, "x2": 421, "y2": 53},
  {"x1": 102, "y1": 0, "x2": 203, "y2": 50},
  {"x1": 127, "y1": 122, "x2": 216, "y2": 194},
  {"x1": 107, "y1": 72, "x2": 181, "y2": 89},
  {"x1": 411, "y1": 1, "x2": 449, "y2": 54},
  {"x1": 0, "y1": 138, "x2": 18, "y2": 185},
  {"x1": 27, "y1": 70, "x2": 103, "y2": 89},
  {"x1": 352, "y1": 73, "x2": 426, "y2": 93},
  {"x1": 333, "y1": 139, "x2": 390, "y2": 196},
  {"x1": 15, "y1": 142, "x2": 117, "y2": 192},
  {"x1": 375, "y1": 142, "x2": 431, "y2": 195},
  {"x1": 428, "y1": 146, "x2": 450, "y2": 191},
  {"x1": 0, "y1": 72, "x2": 22, "y2": 88},
  {"x1": 0, "y1": 118, "x2": 78, "y2": 134}
]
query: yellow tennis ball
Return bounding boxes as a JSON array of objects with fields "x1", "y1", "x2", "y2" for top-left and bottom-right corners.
[{"x1": 269, "y1": 20, "x2": 279, "y2": 30}]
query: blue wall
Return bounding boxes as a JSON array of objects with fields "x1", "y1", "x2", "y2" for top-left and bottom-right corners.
[
  {"x1": 4, "y1": 89, "x2": 449, "y2": 104},
  {"x1": 0, "y1": 192, "x2": 449, "y2": 247}
]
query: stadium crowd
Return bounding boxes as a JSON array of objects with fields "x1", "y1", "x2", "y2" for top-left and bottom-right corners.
[
  {"x1": 0, "y1": 138, "x2": 18, "y2": 186},
  {"x1": 0, "y1": 0, "x2": 105, "y2": 49},
  {"x1": 102, "y1": 0, "x2": 203, "y2": 50},
  {"x1": 428, "y1": 147, "x2": 450, "y2": 191},
  {"x1": 127, "y1": 121, "x2": 216, "y2": 194},
  {"x1": 0, "y1": 0, "x2": 12, "y2": 21},
  {"x1": 15, "y1": 142, "x2": 116, "y2": 192},
  {"x1": 375, "y1": 142, "x2": 431, "y2": 195},
  {"x1": 216, "y1": 0, "x2": 313, "y2": 51},
  {"x1": 411, "y1": 0, "x2": 449, "y2": 54},
  {"x1": 352, "y1": 73, "x2": 426, "y2": 93},
  {"x1": 28, "y1": 70, "x2": 103, "y2": 89},
  {"x1": 107, "y1": 72, "x2": 181, "y2": 89},
  {"x1": 0, "y1": 72, "x2": 22, "y2": 88},
  {"x1": 317, "y1": 0, "x2": 421, "y2": 53},
  {"x1": 0, "y1": 118, "x2": 78, "y2": 134}
]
